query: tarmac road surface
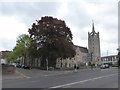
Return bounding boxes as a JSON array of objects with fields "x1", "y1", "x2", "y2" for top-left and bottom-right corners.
[{"x1": 2, "y1": 68, "x2": 119, "y2": 89}]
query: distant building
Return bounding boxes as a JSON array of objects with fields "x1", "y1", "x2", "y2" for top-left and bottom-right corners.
[
  {"x1": 101, "y1": 55, "x2": 118, "y2": 65},
  {"x1": 0, "y1": 51, "x2": 11, "y2": 64},
  {"x1": 88, "y1": 22, "x2": 101, "y2": 66}
]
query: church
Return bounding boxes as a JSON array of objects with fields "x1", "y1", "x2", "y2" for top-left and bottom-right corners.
[{"x1": 56, "y1": 22, "x2": 101, "y2": 69}]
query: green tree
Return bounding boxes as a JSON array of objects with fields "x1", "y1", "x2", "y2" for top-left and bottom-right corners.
[
  {"x1": 28, "y1": 16, "x2": 76, "y2": 69},
  {"x1": 12, "y1": 34, "x2": 31, "y2": 65},
  {"x1": 6, "y1": 51, "x2": 14, "y2": 63}
]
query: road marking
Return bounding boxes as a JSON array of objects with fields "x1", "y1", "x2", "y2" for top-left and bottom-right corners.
[
  {"x1": 49, "y1": 73, "x2": 117, "y2": 89},
  {"x1": 62, "y1": 85, "x2": 71, "y2": 88},
  {"x1": 2, "y1": 76, "x2": 27, "y2": 80},
  {"x1": 42, "y1": 71, "x2": 73, "y2": 77},
  {"x1": 44, "y1": 75, "x2": 49, "y2": 76},
  {"x1": 16, "y1": 70, "x2": 30, "y2": 79}
]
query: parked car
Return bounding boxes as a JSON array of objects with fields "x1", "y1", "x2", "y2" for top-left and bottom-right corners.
[
  {"x1": 16, "y1": 64, "x2": 22, "y2": 68},
  {"x1": 100, "y1": 64, "x2": 106, "y2": 69},
  {"x1": 11, "y1": 63, "x2": 16, "y2": 67},
  {"x1": 100, "y1": 64, "x2": 109, "y2": 69},
  {"x1": 22, "y1": 65, "x2": 31, "y2": 69},
  {"x1": 105, "y1": 64, "x2": 109, "y2": 68}
]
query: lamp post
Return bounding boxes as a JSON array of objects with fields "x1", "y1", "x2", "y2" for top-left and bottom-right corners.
[
  {"x1": 117, "y1": 47, "x2": 120, "y2": 67},
  {"x1": 46, "y1": 58, "x2": 48, "y2": 71}
]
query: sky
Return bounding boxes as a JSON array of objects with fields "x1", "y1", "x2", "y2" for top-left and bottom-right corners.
[{"x1": 0, "y1": 0, "x2": 119, "y2": 57}]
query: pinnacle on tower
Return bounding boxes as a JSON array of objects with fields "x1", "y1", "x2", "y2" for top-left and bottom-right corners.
[{"x1": 92, "y1": 20, "x2": 95, "y2": 32}]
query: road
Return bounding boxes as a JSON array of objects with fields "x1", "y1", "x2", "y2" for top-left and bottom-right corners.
[{"x1": 2, "y1": 68, "x2": 119, "y2": 89}]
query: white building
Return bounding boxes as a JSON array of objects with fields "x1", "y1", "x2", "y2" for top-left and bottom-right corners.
[{"x1": 101, "y1": 55, "x2": 118, "y2": 65}]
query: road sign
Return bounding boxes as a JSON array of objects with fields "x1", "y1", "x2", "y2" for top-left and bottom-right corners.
[{"x1": 87, "y1": 53, "x2": 92, "y2": 61}]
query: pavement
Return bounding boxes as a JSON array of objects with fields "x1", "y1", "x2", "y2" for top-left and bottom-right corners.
[
  {"x1": 2, "y1": 70, "x2": 30, "y2": 80},
  {"x1": 2, "y1": 68, "x2": 71, "y2": 80},
  {"x1": 2, "y1": 67, "x2": 101, "y2": 80}
]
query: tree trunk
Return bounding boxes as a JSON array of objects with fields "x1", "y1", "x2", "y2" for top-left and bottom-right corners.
[
  {"x1": 40, "y1": 57, "x2": 46, "y2": 69},
  {"x1": 48, "y1": 54, "x2": 56, "y2": 68}
]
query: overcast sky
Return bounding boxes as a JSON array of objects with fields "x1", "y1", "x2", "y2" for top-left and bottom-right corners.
[{"x1": 0, "y1": 0, "x2": 118, "y2": 56}]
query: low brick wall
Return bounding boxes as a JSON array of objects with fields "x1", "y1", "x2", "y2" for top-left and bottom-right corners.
[{"x1": 2, "y1": 64, "x2": 15, "y2": 74}]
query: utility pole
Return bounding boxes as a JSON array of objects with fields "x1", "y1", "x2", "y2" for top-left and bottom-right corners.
[{"x1": 46, "y1": 58, "x2": 48, "y2": 71}]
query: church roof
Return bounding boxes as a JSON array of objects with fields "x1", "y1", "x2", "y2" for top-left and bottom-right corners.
[{"x1": 74, "y1": 45, "x2": 88, "y2": 53}]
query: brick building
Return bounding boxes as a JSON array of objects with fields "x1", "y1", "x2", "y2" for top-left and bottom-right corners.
[{"x1": 0, "y1": 51, "x2": 11, "y2": 64}]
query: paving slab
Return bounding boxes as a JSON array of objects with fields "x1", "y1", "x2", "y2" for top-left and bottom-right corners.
[{"x1": 2, "y1": 70, "x2": 30, "y2": 80}]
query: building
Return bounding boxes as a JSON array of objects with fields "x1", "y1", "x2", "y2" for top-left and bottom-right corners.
[
  {"x1": 56, "y1": 22, "x2": 101, "y2": 69},
  {"x1": 56, "y1": 45, "x2": 88, "y2": 69},
  {"x1": 0, "y1": 51, "x2": 11, "y2": 64},
  {"x1": 101, "y1": 55, "x2": 118, "y2": 65},
  {"x1": 88, "y1": 22, "x2": 101, "y2": 66}
]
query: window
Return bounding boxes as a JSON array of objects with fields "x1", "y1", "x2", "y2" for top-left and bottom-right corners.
[
  {"x1": 69, "y1": 63, "x2": 71, "y2": 67},
  {"x1": 65, "y1": 63, "x2": 67, "y2": 68},
  {"x1": 61, "y1": 63, "x2": 62, "y2": 67}
]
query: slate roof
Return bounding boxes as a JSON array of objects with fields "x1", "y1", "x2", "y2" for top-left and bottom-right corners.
[{"x1": 74, "y1": 45, "x2": 88, "y2": 53}]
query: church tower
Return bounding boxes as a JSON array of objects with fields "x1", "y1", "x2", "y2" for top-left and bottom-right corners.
[{"x1": 88, "y1": 21, "x2": 101, "y2": 66}]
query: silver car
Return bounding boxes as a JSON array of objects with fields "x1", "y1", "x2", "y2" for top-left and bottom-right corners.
[{"x1": 100, "y1": 64, "x2": 109, "y2": 69}]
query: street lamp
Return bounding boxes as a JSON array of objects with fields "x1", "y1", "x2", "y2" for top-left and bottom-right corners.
[{"x1": 117, "y1": 47, "x2": 120, "y2": 67}]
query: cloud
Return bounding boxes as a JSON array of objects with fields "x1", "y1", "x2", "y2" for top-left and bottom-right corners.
[
  {"x1": 0, "y1": 0, "x2": 118, "y2": 56},
  {"x1": 56, "y1": 0, "x2": 118, "y2": 56},
  {"x1": 0, "y1": 16, "x2": 28, "y2": 50},
  {"x1": 0, "y1": 2, "x2": 60, "y2": 27},
  {"x1": 0, "y1": 16, "x2": 28, "y2": 38},
  {"x1": 0, "y1": 38, "x2": 15, "y2": 51}
]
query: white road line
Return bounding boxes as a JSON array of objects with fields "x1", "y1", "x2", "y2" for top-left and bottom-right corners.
[
  {"x1": 44, "y1": 75, "x2": 49, "y2": 76},
  {"x1": 43, "y1": 71, "x2": 72, "y2": 77},
  {"x1": 16, "y1": 70, "x2": 30, "y2": 79},
  {"x1": 49, "y1": 73, "x2": 117, "y2": 88}
]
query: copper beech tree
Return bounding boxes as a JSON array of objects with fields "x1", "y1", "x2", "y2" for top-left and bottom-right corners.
[{"x1": 28, "y1": 16, "x2": 76, "y2": 69}]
